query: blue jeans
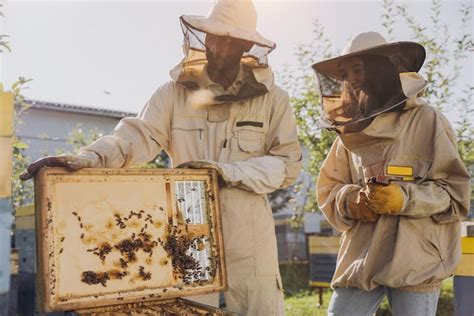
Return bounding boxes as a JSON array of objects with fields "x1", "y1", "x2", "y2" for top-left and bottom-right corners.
[{"x1": 328, "y1": 286, "x2": 440, "y2": 316}]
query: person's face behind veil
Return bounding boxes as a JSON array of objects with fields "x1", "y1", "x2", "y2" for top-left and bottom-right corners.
[
  {"x1": 335, "y1": 54, "x2": 404, "y2": 134},
  {"x1": 205, "y1": 34, "x2": 253, "y2": 72}
]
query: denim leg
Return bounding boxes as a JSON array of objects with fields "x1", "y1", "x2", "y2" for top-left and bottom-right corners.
[
  {"x1": 328, "y1": 287, "x2": 385, "y2": 316},
  {"x1": 386, "y1": 288, "x2": 440, "y2": 316}
]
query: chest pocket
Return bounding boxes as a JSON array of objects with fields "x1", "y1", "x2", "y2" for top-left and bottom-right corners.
[
  {"x1": 383, "y1": 138, "x2": 433, "y2": 184},
  {"x1": 229, "y1": 119, "x2": 267, "y2": 162},
  {"x1": 384, "y1": 157, "x2": 431, "y2": 184},
  {"x1": 170, "y1": 117, "x2": 206, "y2": 162}
]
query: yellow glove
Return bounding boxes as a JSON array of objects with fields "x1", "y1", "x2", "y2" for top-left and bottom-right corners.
[
  {"x1": 365, "y1": 182, "x2": 405, "y2": 215},
  {"x1": 346, "y1": 190, "x2": 380, "y2": 222}
]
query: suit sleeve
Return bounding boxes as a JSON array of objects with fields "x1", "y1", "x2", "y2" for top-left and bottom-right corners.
[
  {"x1": 316, "y1": 138, "x2": 359, "y2": 232},
  {"x1": 398, "y1": 109, "x2": 471, "y2": 222},
  {"x1": 78, "y1": 82, "x2": 174, "y2": 167}
]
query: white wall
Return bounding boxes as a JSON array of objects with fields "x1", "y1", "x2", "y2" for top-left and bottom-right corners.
[{"x1": 16, "y1": 107, "x2": 123, "y2": 160}]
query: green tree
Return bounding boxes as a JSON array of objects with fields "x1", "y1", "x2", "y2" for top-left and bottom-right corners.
[
  {"x1": 2, "y1": 3, "x2": 35, "y2": 210},
  {"x1": 11, "y1": 78, "x2": 34, "y2": 210},
  {"x1": 280, "y1": 0, "x2": 473, "y2": 225},
  {"x1": 64, "y1": 125, "x2": 103, "y2": 150}
]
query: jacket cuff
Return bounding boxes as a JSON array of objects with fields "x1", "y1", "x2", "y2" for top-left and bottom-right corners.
[
  {"x1": 76, "y1": 150, "x2": 103, "y2": 168},
  {"x1": 336, "y1": 184, "x2": 361, "y2": 220}
]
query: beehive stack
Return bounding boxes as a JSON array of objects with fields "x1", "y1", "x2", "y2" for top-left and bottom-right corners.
[
  {"x1": 453, "y1": 224, "x2": 474, "y2": 316},
  {"x1": 308, "y1": 235, "x2": 339, "y2": 288}
]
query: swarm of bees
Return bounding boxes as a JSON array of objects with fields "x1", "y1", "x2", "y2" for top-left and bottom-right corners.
[
  {"x1": 81, "y1": 271, "x2": 110, "y2": 287},
  {"x1": 160, "y1": 225, "x2": 207, "y2": 285},
  {"x1": 72, "y1": 209, "x2": 162, "y2": 287}
]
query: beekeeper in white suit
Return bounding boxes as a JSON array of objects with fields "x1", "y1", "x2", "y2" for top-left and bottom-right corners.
[
  {"x1": 313, "y1": 32, "x2": 470, "y2": 315},
  {"x1": 22, "y1": 0, "x2": 302, "y2": 314}
]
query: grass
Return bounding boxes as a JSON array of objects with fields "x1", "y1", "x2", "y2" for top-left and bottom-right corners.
[
  {"x1": 285, "y1": 289, "x2": 332, "y2": 316},
  {"x1": 284, "y1": 279, "x2": 454, "y2": 316}
]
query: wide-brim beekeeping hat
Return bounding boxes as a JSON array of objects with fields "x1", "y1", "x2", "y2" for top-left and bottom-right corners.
[
  {"x1": 180, "y1": 0, "x2": 275, "y2": 50},
  {"x1": 311, "y1": 32, "x2": 427, "y2": 131},
  {"x1": 312, "y1": 32, "x2": 425, "y2": 80}
]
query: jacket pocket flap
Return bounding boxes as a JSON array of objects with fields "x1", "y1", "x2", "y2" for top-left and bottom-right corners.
[{"x1": 237, "y1": 136, "x2": 264, "y2": 153}]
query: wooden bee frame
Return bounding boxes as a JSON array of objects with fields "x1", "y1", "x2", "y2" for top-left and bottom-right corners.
[
  {"x1": 74, "y1": 298, "x2": 236, "y2": 315},
  {"x1": 34, "y1": 168, "x2": 226, "y2": 312}
]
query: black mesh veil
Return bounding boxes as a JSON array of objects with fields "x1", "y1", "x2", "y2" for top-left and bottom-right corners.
[
  {"x1": 179, "y1": 17, "x2": 274, "y2": 69},
  {"x1": 313, "y1": 43, "x2": 426, "y2": 132}
]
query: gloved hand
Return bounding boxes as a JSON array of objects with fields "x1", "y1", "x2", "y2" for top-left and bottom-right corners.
[
  {"x1": 346, "y1": 190, "x2": 380, "y2": 222},
  {"x1": 365, "y1": 182, "x2": 405, "y2": 215},
  {"x1": 20, "y1": 152, "x2": 101, "y2": 181}
]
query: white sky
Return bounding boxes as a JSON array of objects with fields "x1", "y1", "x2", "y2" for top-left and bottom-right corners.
[{"x1": 1, "y1": 0, "x2": 473, "y2": 116}]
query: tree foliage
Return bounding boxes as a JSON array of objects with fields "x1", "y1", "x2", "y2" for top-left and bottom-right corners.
[
  {"x1": 64, "y1": 125, "x2": 104, "y2": 150},
  {"x1": 2, "y1": 5, "x2": 34, "y2": 210},
  {"x1": 11, "y1": 78, "x2": 34, "y2": 210}
]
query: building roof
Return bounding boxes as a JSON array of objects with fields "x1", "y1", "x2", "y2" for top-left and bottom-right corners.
[{"x1": 25, "y1": 99, "x2": 137, "y2": 119}]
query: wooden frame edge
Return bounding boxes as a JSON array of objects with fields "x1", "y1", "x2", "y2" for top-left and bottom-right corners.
[{"x1": 34, "y1": 167, "x2": 227, "y2": 311}]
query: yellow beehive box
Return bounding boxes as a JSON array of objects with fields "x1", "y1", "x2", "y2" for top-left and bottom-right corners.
[
  {"x1": 456, "y1": 237, "x2": 474, "y2": 277},
  {"x1": 461, "y1": 236, "x2": 474, "y2": 254},
  {"x1": 34, "y1": 167, "x2": 227, "y2": 313},
  {"x1": 0, "y1": 85, "x2": 14, "y2": 198},
  {"x1": 308, "y1": 236, "x2": 340, "y2": 255},
  {"x1": 15, "y1": 204, "x2": 36, "y2": 230}
]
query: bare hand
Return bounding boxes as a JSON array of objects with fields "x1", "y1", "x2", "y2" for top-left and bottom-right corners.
[
  {"x1": 20, "y1": 156, "x2": 70, "y2": 181},
  {"x1": 20, "y1": 153, "x2": 100, "y2": 181}
]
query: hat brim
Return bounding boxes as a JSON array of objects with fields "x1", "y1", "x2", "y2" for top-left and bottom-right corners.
[
  {"x1": 312, "y1": 42, "x2": 426, "y2": 80},
  {"x1": 181, "y1": 15, "x2": 276, "y2": 50}
]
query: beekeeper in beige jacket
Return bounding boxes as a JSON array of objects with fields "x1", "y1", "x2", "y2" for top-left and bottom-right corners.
[
  {"x1": 312, "y1": 32, "x2": 470, "y2": 316},
  {"x1": 22, "y1": 0, "x2": 301, "y2": 314}
]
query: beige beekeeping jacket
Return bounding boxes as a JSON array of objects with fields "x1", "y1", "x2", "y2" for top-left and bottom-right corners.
[
  {"x1": 317, "y1": 74, "x2": 471, "y2": 293},
  {"x1": 79, "y1": 65, "x2": 302, "y2": 294}
]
